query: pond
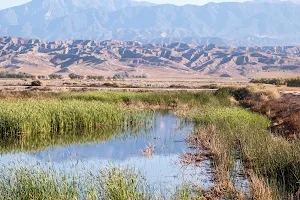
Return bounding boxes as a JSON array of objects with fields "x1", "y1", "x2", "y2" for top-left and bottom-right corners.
[{"x1": 0, "y1": 113, "x2": 214, "y2": 193}]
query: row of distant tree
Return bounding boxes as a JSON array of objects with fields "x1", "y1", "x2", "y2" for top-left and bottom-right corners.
[
  {"x1": 250, "y1": 77, "x2": 300, "y2": 87},
  {"x1": 0, "y1": 72, "x2": 147, "y2": 80},
  {"x1": 0, "y1": 72, "x2": 35, "y2": 79}
]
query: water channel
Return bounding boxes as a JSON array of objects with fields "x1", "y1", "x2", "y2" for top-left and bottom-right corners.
[{"x1": 0, "y1": 113, "x2": 214, "y2": 193}]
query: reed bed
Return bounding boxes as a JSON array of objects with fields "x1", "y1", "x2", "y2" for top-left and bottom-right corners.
[
  {"x1": 190, "y1": 106, "x2": 300, "y2": 197},
  {"x1": 0, "y1": 90, "x2": 228, "y2": 106},
  {"x1": 0, "y1": 90, "x2": 299, "y2": 198},
  {"x1": 0, "y1": 99, "x2": 145, "y2": 139},
  {"x1": 0, "y1": 164, "x2": 201, "y2": 200},
  {"x1": 0, "y1": 165, "x2": 150, "y2": 200},
  {"x1": 59, "y1": 91, "x2": 227, "y2": 107}
]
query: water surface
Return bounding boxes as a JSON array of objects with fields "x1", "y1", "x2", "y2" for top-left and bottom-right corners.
[{"x1": 0, "y1": 113, "x2": 214, "y2": 192}]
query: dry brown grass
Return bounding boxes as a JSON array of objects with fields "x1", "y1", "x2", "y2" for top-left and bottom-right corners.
[
  {"x1": 249, "y1": 174, "x2": 273, "y2": 200},
  {"x1": 140, "y1": 143, "x2": 155, "y2": 158},
  {"x1": 187, "y1": 127, "x2": 247, "y2": 199},
  {"x1": 247, "y1": 85, "x2": 281, "y2": 99},
  {"x1": 252, "y1": 94, "x2": 300, "y2": 138},
  {"x1": 187, "y1": 124, "x2": 279, "y2": 200},
  {"x1": 180, "y1": 152, "x2": 208, "y2": 166}
]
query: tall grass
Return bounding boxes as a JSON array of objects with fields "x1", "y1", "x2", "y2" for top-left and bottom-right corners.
[
  {"x1": 0, "y1": 90, "x2": 299, "y2": 198},
  {"x1": 190, "y1": 106, "x2": 300, "y2": 197},
  {"x1": 0, "y1": 91, "x2": 230, "y2": 107},
  {"x1": 0, "y1": 165, "x2": 151, "y2": 200},
  {"x1": 0, "y1": 100, "x2": 145, "y2": 143},
  {"x1": 0, "y1": 90, "x2": 229, "y2": 152},
  {"x1": 0, "y1": 164, "x2": 203, "y2": 200},
  {"x1": 59, "y1": 91, "x2": 227, "y2": 107}
]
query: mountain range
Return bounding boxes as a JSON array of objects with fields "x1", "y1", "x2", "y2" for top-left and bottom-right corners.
[
  {"x1": 1, "y1": 36, "x2": 300, "y2": 79},
  {"x1": 1, "y1": 0, "x2": 300, "y2": 46}
]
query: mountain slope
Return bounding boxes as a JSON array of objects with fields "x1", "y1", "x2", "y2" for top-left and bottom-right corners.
[
  {"x1": 1, "y1": 36, "x2": 300, "y2": 78},
  {"x1": 1, "y1": 1, "x2": 300, "y2": 46}
]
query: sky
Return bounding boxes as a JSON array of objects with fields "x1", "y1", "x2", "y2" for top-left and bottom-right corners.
[
  {"x1": 0, "y1": 0, "x2": 249, "y2": 10},
  {"x1": 137, "y1": 0, "x2": 247, "y2": 5},
  {"x1": 0, "y1": 0, "x2": 31, "y2": 10}
]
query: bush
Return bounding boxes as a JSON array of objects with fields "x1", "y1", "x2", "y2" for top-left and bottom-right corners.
[
  {"x1": 49, "y1": 74, "x2": 63, "y2": 79},
  {"x1": 102, "y1": 83, "x2": 119, "y2": 88},
  {"x1": 0, "y1": 72, "x2": 35, "y2": 79},
  {"x1": 31, "y1": 80, "x2": 42, "y2": 86},
  {"x1": 87, "y1": 76, "x2": 105, "y2": 80},
  {"x1": 250, "y1": 77, "x2": 300, "y2": 87},
  {"x1": 215, "y1": 87, "x2": 251, "y2": 101},
  {"x1": 113, "y1": 72, "x2": 130, "y2": 79},
  {"x1": 69, "y1": 73, "x2": 84, "y2": 80},
  {"x1": 38, "y1": 76, "x2": 47, "y2": 79}
]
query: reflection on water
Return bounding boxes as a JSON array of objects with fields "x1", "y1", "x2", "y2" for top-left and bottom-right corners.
[
  {"x1": 231, "y1": 159, "x2": 250, "y2": 196},
  {"x1": 0, "y1": 113, "x2": 213, "y2": 192}
]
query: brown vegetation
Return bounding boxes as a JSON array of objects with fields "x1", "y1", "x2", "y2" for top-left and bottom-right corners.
[
  {"x1": 251, "y1": 94, "x2": 300, "y2": 138},
  {"x1": 141, "y1": 143, "x2": 155, "y2": 158},
  {"x1": 186, "y1": 128, "x2": 247, "y2": 199}
]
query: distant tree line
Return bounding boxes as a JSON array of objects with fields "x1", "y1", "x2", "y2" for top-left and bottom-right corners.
[
  {"x1": 0, "y1": 72, "x2": 35, "y2": 79},
  {"x1": 68, "y1": 73, "x2": 84, "y2": 80},
  {"x1": 48, "y1": 74, "x2": 63, "y2": 79},
  {"x1": 250, "y1": 77, "x2": 300, "y2": 87},
  {"x1": 86, "y1": 76, "x2": 105, "y2": 80},
  {"x1": 112, "y1": 72, "x2": 148, "y2": 79},
  {"x1": 0, "y1": 71, "x2": 148, "y2": 80}
]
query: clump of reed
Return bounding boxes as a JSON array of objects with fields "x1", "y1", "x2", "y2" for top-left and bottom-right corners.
[
  {"x1": 59, "y1": 91, "x2": 228, "y2": 107},
  {"x1": 0, "y1": 90, "x2": 231, "y2": 108},
  {"x1": 0, "y1": 99, "x2": 144, "y2": 139},
  {"x1": 191, "y1": 105, "x2": 300, "y2": 197},
  {"x1": 91, "y1": 166, "x2": 151, "y2": 200},
  {"x1": 0, "y1": 166, "x2": 80, "y2": 200},
  {"x1": 0, "y1": 165, "x2": 151, "y2": 200},
  {"x1": 0, "y1": 164, "x2": 207, "y2": 200}
]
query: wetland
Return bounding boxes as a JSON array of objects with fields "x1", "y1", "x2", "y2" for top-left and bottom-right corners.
[{"x1": 0, "y1": 90, "x2": 299, "y2": 199}]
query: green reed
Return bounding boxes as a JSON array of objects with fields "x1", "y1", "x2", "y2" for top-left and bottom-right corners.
[
  {"x1": 0, "y1": 164, "x2": 200, "y2": 200},
  {"x1": 0, "y1": 99, "x2": 145, "y2": 139},
  {"x1": 191, "y1": 106, "x2": 300, "y2": 197},
  {"x1": 1, "y1": 90, "x2": 299, "y2": 197},
  {"x1": 59, "y1": 91, "x2": 226, "y2": 106},
  {"x1": 0, "y1": 165, "x2": 150, "y2": 200}
]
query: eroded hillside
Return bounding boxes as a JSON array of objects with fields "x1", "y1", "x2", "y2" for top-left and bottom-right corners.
[{"x1": 1, "y1": 36, "x2": 300, "y2": 78}]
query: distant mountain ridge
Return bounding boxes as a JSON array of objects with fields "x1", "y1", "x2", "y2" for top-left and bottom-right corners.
[
  {"x1": 1, "y1": 36, "x2": 300, "y2": 78},
  {"x1": 1, "y1": 0, "x2": 300, "y2": 46}
]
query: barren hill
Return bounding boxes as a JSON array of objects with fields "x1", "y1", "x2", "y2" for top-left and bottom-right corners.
[{"x1": 1, "y1": 36, "x2": 300, "y2": 79}]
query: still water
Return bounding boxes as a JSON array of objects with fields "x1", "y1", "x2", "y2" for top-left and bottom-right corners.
[{"x1": 0, "y1": 113, "x2": 213, "y2": 192}]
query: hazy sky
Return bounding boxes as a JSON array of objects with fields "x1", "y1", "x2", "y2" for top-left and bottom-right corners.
[
  {"x1": 136, "y1": 0, "x2": 247, "y2": 5},
  {"x1": 0, "y1": 0, "x2": 250, "y2": 10},
  {"x1": 0, "y1": 0, "x2": 31, "y2": 10}
]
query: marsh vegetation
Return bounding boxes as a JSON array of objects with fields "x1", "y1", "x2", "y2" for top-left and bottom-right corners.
[{"x1": 0, "y1": 89, "x2": 299, "y2": 199}]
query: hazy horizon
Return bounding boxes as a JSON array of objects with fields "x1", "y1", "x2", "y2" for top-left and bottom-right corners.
[{"x1": 0, "y1": 0, "x2": 251, "y2": 10}]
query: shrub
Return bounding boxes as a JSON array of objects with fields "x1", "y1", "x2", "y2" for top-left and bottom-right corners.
[
  {"x1": 113, "y1": 72, "x2": 130, "y2": 79},
  {"x1": 102, "y1": 82, "x2": 119, "y2": 88},
  {"x1": 215, "y1": 87, "x2": 251, "y2": 101},
  {"x1": 68, "y1": 73, "x2": 84, "y2": 80},
  {"x1": 38, "y1": 76, "x2": 47, "y2": 79},
  {"x1": 87, "y1": 75, "x2": 105, "y2": 80},
  {"x1": 0, "y1": 72, "x2": 35, "y2": 79},
  {"x1": 49, "y1": 74, "x2": 63, "y2": 79},
  {"x1": 250, "y1": 77, "x2": 300, "y2": 87},
  {"x1": 31, "y1": 80, "x2": 42, "y2": 86}
]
